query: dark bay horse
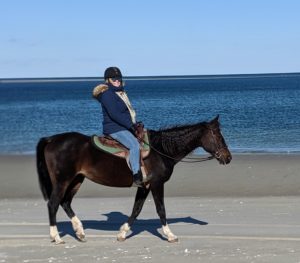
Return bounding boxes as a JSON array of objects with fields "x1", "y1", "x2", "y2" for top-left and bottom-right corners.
[{"x1": 36, "y1": 115, "x2": 231, "y2": 244}]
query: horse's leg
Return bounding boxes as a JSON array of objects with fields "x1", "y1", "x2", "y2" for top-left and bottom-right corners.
[
  {"x1": 61, "y1": 175, "x2": 86, "y2": 242},
  {"x1": 48, "y1": 184, "x2": 68, "y2": 244},
  {"x1": 151, "y1": 182, "x2": 178, "y2": 243},
  {"x1": 117, "y1": 187, "x2": 150, "y2": 241}
]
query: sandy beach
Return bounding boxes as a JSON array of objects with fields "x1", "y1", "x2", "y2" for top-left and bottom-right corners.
[
  {"x1": 1, "y1": 154, "x2": 300, "y2": 262},
  {"x1": 2, "y1": 196, "x2": 300, "y2": 262},
  {"x1": 0, "y1": 154, "x2": 300, "y2": 198}
]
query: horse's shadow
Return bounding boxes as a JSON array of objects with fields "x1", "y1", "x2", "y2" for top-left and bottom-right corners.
[{"x1": 58, "y1": 212, "x2": 208, "y2": 241}]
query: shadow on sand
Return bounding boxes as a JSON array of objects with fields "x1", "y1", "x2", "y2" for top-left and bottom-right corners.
[{"x1": 58, "y1": 212, "x2": 208, "y2": 241}]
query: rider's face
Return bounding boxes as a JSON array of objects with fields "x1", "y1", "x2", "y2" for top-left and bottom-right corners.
[{"x1": 109, "y1": 78, "x2": 122, "y2": 87}]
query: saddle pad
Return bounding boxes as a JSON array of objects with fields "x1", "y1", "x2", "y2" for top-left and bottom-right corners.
[
  {"x1": 92, "y1": 136, "x2": 125, "y2": 154},
  {"x1": 91, "y1": 131, "x2": 150, "y2": 155}
]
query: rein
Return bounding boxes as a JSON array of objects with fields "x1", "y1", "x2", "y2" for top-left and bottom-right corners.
[
  {"x1": 140, "y1": 138, "x2": 214, "y2": 163},
  {"x1": 139, "y1": 126, "x2": 228, "y2": 163}
]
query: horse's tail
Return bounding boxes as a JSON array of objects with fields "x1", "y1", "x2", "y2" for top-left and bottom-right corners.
[{"x1": 36, "y1": 137, "x2": 52, "y2": 201}]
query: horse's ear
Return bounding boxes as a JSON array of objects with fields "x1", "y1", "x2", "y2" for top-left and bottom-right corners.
[{"x1": 213, "y1": 115, "x2": 219, "y2": 122}]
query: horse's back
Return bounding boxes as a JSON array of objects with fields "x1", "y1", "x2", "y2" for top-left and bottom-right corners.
[
  {"x1": 46, "y1": 132, "x2": 89, "y2": 148},
  {"x1": 48, "y1": 131, "x2": 89, "y2": 142},
  {"x1": 42, "y1": 132, "x2": 90, "y2": 164}
]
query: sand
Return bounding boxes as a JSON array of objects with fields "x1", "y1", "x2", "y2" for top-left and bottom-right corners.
[
  {"x1": 1, "y1": 197, "x2": 300, "y2": 262},
  {"x1": 0, "y1": 153, "x2": 300, "y2": 198},
  {"x1": 1, "y1": 154, "x2": 300, "y2": 262}
]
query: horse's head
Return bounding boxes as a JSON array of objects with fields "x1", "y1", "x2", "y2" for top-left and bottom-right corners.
[{"x1": 201, "y1": 115, "x2": 232, "y2": 165}]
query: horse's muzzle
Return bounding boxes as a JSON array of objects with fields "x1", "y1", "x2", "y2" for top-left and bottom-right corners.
[{"x1": 215, "y1": 148, "x2": 232, "y2": 165}]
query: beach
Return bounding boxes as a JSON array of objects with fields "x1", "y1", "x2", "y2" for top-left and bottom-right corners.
[
  {"x1": 1, "y1": 154, "x2": 300, "y2": 262},
  {"x1": 1, "y1": 154, "x2": 300, "y2": 198},
  {"x1": 1, "y1": 196, "x2": 300, "y2": 262}
]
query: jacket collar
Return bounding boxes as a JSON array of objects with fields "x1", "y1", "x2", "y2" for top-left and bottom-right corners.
[{"x1": 108, "y1": 84, "x2": 124, "y2": 92}]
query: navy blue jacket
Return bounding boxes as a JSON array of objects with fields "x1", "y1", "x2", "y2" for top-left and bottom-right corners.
[{"x1": 97, "y1": 84, "x2": 134, "y2": 134}]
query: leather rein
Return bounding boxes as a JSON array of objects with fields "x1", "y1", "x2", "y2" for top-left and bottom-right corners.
[
  {"x1": 144, "y1": 141, "x2": 214, "y2": 163},
  {"x1": 139, "y1": 128, "x2": 226, "y2": 163}
]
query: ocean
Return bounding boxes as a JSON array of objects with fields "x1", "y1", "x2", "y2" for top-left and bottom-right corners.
[{"x1": 0, "y1": 73, "x2": 300, "y2": 155}]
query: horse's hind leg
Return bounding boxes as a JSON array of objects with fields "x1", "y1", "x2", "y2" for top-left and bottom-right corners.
[
  {"x1": 117, "y1": 187, "x2": 150, "y2": 241},
  {"x1": 61, "y1": 175, "x2": 86, "y2": 242},
  {"x1": 48, "y1": 184, "x2": 68, "y2": 244}
]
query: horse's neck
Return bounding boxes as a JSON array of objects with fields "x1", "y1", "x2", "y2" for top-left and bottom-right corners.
[{"x1": 150, "y1": 124, "x2": 205, "y2": 161}]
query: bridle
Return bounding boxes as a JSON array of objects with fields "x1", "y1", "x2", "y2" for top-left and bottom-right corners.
[
  {"x1": 140, "y1": 127, "x2": 227, "y2": 163},
  {"x1": 209, "y1": 128, "x2": 229, "y2": 164}
]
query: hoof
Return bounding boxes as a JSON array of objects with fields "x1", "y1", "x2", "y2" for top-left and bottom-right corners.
[
  {"x1": 51, "y1": 238, "x2": 65, "y2": 245},
  {"x1": 77, "y1": 234, "x2": 87, "y2": 242},
  {"x1": 168, "y1": 237, "x2": 179, "y2": 243},
  {"x1": 117, "y1": 236, "x2": 126, "y2": 242}
]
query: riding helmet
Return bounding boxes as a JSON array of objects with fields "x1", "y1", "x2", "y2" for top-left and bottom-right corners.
[{"x1": 104, "y1": 67, "x2": 123, "y2": 80}]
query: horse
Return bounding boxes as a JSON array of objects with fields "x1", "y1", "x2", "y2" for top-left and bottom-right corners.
[{"x1": 36, "y1": 115, "x2": 232, "y2": 244}]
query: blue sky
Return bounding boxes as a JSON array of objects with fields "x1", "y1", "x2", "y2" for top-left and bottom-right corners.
[{"x1": 1, "y1": 0, "x2": 300, "y2": 78}]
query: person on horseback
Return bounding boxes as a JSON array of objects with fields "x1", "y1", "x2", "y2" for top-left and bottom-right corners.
[{"x1": 93, "y1": 66, "x2": 144, "y2": 187}]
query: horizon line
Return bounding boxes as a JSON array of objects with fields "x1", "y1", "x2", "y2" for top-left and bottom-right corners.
[{"x1": 1, "y1": 72, "x2": 300, "y2": 83}]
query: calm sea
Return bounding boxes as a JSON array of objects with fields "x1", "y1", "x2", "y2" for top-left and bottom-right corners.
[{"x1": 0, "y1": 73, "x2": 300, "y2": 155}]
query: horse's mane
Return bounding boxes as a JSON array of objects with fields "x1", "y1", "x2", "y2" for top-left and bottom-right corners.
[{"x1": 149, "y1": 122, "x2": 208, "y2": 157}]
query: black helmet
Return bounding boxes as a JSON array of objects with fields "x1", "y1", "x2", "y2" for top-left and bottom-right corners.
[{"x1": 104, "y1": 67, "x2": 122, "y2": 80}]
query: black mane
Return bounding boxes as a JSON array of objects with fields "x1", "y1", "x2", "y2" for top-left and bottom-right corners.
[{"x1": 149, "y1": 122, "x2": 208, "y2": 159}]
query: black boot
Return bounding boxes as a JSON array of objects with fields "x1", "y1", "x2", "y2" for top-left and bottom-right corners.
[{"x1": 133, "y1": 170, "x2": 144, "y2": 188}]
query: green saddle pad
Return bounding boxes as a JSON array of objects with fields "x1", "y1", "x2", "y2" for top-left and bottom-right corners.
[{"x1": 91, "y1": 132, "x2": 150, "y2": 155}]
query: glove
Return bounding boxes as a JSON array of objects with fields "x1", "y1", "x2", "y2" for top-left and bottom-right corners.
[
  {"x1": 129, "y1": 122, "x2": 144, "y2": 139},
  {"x1": 135, "y1": 121, "x2": 144, "y2": 130}
]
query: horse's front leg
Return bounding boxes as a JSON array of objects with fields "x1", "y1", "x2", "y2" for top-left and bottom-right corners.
[
  {"x1": 151, "y1": 182, "x2": 178, "y2": 243},
  {"x1": 117, "y1": 187, "x2": 150, "y2": 241}
]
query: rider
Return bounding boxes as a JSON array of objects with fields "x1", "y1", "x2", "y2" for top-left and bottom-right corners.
[{"x1": 93, "y1": 66, "x2": 144, "y2": 187}]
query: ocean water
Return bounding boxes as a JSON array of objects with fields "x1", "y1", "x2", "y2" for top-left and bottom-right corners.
[{"x1": 0, "y1": 73, "x2": 300, "y2": 155}]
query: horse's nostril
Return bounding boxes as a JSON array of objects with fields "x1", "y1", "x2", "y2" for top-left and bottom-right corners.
[{"x1": 227, "y1": 156, "x2": 232, "y2": 163}]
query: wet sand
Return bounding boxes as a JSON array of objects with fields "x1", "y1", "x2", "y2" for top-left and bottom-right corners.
[{"x1": 0, "y1": 154, "x2": 300, "y2": 198}]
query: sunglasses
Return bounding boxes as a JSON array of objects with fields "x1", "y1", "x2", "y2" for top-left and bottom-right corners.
[{"x1": 111, "y1": 77, "x2": 122, "y2": 82}]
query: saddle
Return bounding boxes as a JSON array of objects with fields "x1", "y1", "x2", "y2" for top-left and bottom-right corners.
[
  {"x1": 91, "y1": 130, "x2": 151, "y2": 182},
  {"x1": 92, "y1": 129, "x2": 150, "y2": 158}
]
